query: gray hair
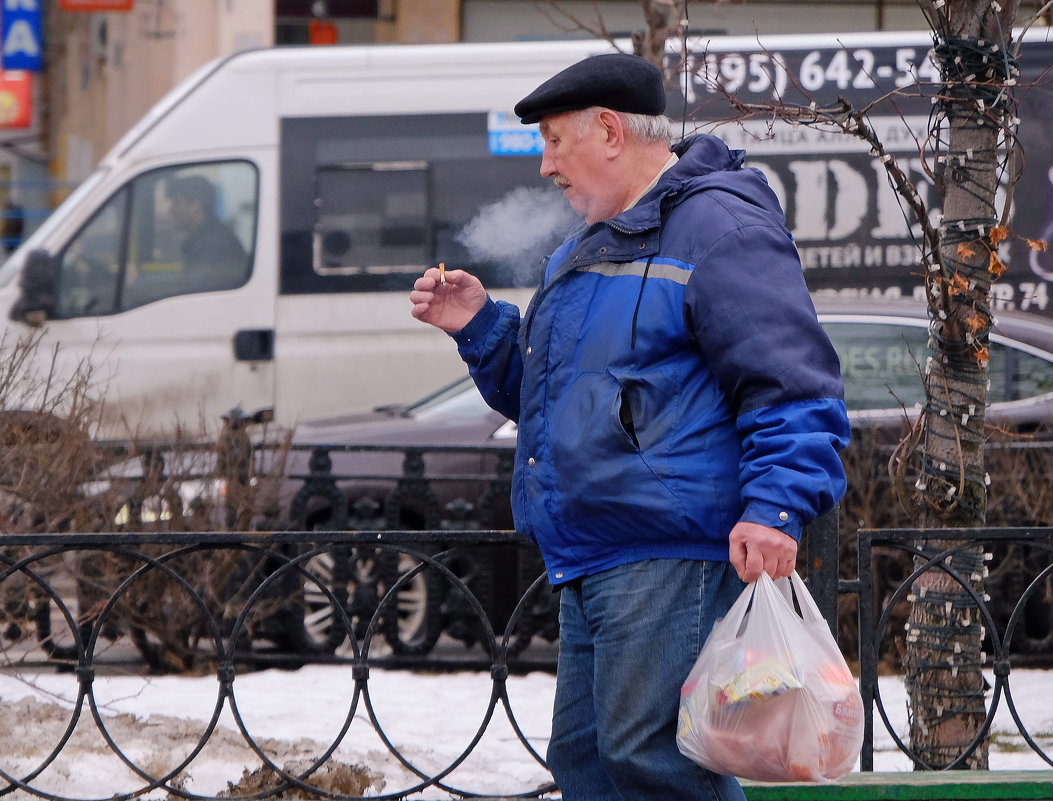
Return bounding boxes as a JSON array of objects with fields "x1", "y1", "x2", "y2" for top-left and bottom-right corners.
[{"x1": 570, "y1": 107, "x2": 672, "y2": 145}]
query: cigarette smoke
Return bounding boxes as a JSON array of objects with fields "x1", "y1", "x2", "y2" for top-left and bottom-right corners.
[{"x1": 456, "y1": 186, "x2": 578, "y2": 279}]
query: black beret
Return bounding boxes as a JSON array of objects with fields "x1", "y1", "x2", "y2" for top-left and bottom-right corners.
[{"x1": 514, "y1": 53, "x2": 665, "y2": 125}]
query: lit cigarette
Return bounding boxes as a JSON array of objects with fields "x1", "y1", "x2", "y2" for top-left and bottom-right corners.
[{"x1": 439, "y1": 262, "x2": 447, "y2": 285}]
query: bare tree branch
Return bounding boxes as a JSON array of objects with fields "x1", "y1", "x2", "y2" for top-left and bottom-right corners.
[{"x1": 1013, "y1": 0, "x2": 1053, "y2": 54}]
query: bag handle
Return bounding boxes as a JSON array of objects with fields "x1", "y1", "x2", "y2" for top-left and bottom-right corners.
[
  {"x1": 773, "y1": 570, "x2": 829, "y2": 626},
  {"x1": 720, "y1": 576, "x2": 761, "y2": 638},
  {"x1": 721, "y1": 571, "x2": 831, "y2": 639}
]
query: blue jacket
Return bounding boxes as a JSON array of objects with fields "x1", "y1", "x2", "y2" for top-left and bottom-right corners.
[{"x1": 453, "y1": 134, "x2": 850, "y2": 585}]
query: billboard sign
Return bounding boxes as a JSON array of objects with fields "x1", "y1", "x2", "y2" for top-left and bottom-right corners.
[
  {"x1": 0, "y1": 69, "x2": 31, "y2": 128},
  {"x1": 670, "y1": 36, "x2": 1053, "y2": 316}
]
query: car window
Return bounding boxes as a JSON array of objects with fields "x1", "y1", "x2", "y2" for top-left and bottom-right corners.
[
  {"x1": 824, "y1": 321, "x2": 928, "y2": 410},
  {"x1": 990, "y1": 338, "x2": 1053, "y2": 402},
  {"x1": 409, "y1": 378, "x2": 495, "y2": 422},
  {"x1": 56, "y1": 190, "x2": 127, "y2": 316},
  {"x1": 123, "y1": 163, "x2": 257, "y2": 309},
  {"x1": 823, "y1": 319, "x2": 1053, "y2": 411}
]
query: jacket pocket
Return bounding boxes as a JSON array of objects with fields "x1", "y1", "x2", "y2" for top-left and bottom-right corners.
[
  {"x1": 548, "y1": 370, "x2": 689, "y2": 544},
  {"x1": 618, "y1": 385, "x2": 640, "y2": 450}
]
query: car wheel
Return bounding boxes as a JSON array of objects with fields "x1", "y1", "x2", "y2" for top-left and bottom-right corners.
[
  {"x1": 376, "y1": 550, "x2": 444, "y2": 656},
  {"x1": 301, "y1": 547, "x2": 363, "y2": 653},
  {"x1": 301, "y1": 547, "x2": 443, "y2": 656}
]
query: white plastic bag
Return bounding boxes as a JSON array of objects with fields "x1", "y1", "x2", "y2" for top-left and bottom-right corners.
[{"x1": 677, "y1": 571, "x2": 863, "y2": 782}]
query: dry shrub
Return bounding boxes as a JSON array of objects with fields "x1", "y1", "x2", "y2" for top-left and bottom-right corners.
[
  {"x1": 1, "y1": 331, "x2": 109, "y2": 654},
  {"x1": 0, "y1": 330, "x2": 107, "y2": 532},
  {"x1": 838, "y1": 425, "x2": 1053, "y2": 667},
  {"x1": 0, "y1": 332, "x2": 294, "y2": 672},
  {"x1": 217, "y1": 759, "x2": 385, "y2": 798},
  {"x1": 68, "y1": 423, "x2": 296, "y2": 673}
]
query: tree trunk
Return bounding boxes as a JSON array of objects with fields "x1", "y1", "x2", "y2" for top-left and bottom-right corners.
[
  {"x1": 904, "y1": 0, "x2": 1021, "y2": 769},
  {"x1": 633, "y1": 0, "x2": 686, "y2": 65}
]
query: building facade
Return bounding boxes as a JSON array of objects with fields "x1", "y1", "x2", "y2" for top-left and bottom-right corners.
[{"x1": 1, "y1": 0, "x2": 1048, "y2": 240}]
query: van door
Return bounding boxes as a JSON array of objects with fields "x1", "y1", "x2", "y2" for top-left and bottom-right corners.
[{"x1": 38, "y1": 160, "x2": 273, "y2": 437}]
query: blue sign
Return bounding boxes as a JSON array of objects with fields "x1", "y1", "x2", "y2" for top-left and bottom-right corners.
[
  {"x1": 2, "y1": 0, "x2": 44, "y2": 72},
  {"x1": 488, "y1": 111, "x2": 543, "y2": 157}
]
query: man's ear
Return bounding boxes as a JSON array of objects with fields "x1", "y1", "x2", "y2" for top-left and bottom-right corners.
[{"x1": 596, "y1": 109, "x2": 625, "y2": 155}]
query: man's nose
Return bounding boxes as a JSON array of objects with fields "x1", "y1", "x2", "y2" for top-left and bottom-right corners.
[{"x1": 539, "y1": 149, "x2": 555, "y2": 177}]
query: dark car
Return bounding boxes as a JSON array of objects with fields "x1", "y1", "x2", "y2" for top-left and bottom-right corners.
[
  {"x1": 280, "y1": 297, "x2": 1053, "y2": 656},
  {"x1": 281, "y1": 382, "x2": 524, "y2": 657},
  {"x1": 288, "y1": 296, "x2": 1053, "y2": 467},
  {"x1": 286, "y1": 374, "x2": 517, "y2": 531},
  {"x1": 35, "y1": 298, "x2": 1052, "y2": 666},
  {"x1": 814, "y1": 297, "x2": 1053, "y2": 431}
]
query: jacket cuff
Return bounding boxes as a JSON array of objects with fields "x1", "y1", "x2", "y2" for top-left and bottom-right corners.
[
  {"x1": 741, "y1": 500, "x2": 804, "y2": 540},
  {"x1": 450, "y1": 297, "x2": 499, "y2": 348}
]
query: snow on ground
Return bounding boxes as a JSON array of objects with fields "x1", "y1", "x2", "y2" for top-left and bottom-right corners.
[{"x1": 1, "y1": 665, "x2": 1051, "y2": 799}]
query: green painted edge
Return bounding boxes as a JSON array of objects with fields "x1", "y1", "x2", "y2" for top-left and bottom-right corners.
[{"x1": 741, "y1": 771, "x2": 1053, "y2": 801}]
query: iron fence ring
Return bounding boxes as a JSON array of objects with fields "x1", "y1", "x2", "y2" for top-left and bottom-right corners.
[
  {"x1": 359, "y1": 544, "x2": 500, "y2": 795},
  {"x1": 870, "y1": 539, "x2": 1004, "y2": 770},
  {"x1": 222, "y1": 545, "x2": 364, "y2": 795},
  {"x1": 495, "y1": 569, "x2": 559, "y2": 774},
  {"x1": 82, "y1": 546, "x2": 230, "y2": 796}
]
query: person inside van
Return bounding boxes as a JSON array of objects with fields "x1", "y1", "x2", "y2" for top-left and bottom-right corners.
[{"x1": 166, "y1": 174, "x2": 250, "y2": 293}]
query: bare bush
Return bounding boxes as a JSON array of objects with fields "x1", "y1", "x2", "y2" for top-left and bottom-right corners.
[
  {"x1": 215, "y1": 759, "x2": 385, "y2": 799},
  {"x1": 0, "y1": 332, "x2": 293, "y2": 672},
  {"x1": 838, "y1": 425, "x2": 1053, "y2": 668}
]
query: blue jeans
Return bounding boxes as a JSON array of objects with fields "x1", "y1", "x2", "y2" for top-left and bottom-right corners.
[{"x1": 547, "y1": 559, "x2": 747, "y2": 801}]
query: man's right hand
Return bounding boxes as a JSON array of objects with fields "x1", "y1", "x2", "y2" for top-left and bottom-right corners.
[{"x1": 409, "y1": 267, "x2": 488, "y2": 333}]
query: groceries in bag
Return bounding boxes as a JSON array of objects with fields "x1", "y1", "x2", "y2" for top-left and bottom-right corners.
[{"x1": 677, "y1": 571, "x2": 863, "y2": 782}]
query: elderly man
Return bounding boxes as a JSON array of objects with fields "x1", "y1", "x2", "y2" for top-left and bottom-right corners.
[{"x1": 410, "y1": 53, "x2": 849, "y2": 800}]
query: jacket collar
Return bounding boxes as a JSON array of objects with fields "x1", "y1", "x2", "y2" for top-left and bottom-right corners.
[
  {"x1": 600, "y1": 133, "x2": 747, "y2": 234},
  {"x1": 545, "y1": 134, "x2": 748, "y2": 279}
]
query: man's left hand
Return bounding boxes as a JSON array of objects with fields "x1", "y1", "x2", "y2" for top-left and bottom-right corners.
[{"x1": 728, "y1": 521, "x2": 798, "y2": 582}]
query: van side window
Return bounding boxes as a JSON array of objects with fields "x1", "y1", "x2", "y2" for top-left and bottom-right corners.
[
  {"x1": 280, "y1": 113, "x2": 575, "y2": 295},
  {"x1": 315, "y1": 163, "x2": 429, "y2": 273},
  {"x1": 54, "y1": 161, "x2": 258, "y2": 318}
]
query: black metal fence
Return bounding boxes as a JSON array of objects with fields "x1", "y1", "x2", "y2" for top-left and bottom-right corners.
[
  {"x1": 1, "y1": 434, "x2": 1052, "y2": 799},
  {"x1": 854, "y1": 526, "x2": 1053, "y2": 773},
  {"x1": 0, "y1": 529, "x2": 560, "y2": 800},
  {"x1": 3, "y1": 525, "x2": 1052, "y2": 798}
]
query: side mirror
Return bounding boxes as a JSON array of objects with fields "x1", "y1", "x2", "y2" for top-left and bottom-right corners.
[{"x1": 9, "y1": 248, "x2": 58, "y2": 326}]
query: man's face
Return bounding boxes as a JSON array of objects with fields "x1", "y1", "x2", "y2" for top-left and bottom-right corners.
[
  {"x1": 169, "y1": 195, "x2": 199, "y2": 232},
  {"x1": 538, "y1": 111, "x2": 614, "y2": 224}
]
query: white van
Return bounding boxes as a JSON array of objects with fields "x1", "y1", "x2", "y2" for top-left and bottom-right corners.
[
  {"x1": 3, "y1": 31, "x2": 1052, "y2": 438},
  {"x1": 0, "y1": 40, "x2": 606, "y2": 437}
]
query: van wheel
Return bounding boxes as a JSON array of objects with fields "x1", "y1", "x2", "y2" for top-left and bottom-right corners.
[{"x1": 301, "y1": 547, "x2": 442, "y2": 656}]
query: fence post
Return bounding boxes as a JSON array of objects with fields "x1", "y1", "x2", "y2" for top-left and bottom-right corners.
[{"x1": 803, "y1": 508, "x2": 839, "y2": 638}]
